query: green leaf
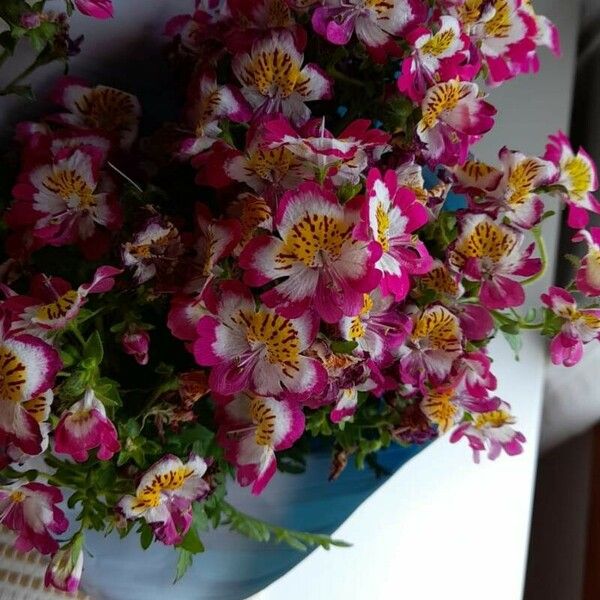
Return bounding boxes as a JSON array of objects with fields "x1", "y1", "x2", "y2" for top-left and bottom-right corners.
[
  {"x1": 60, "y1": 370, "x2": 89, "y2": 399},
  {"x1": 330, "y1": 340, "x2": 358, "y2": 354},
  {"x1": 95, "y1": 377, "x2": 122, "y2": 408},
  {"x1": 140, "y1": 525, "x2": 153, "y2": 550},
  {"x1": 176, "y1": 527, "x2": 204, "y2": 554},
  {"x1": 83, "y1": 331, "x2": 104, "y2": 365},
  {"x1": 501, "y1": 330, "x2": 522, "y2": 360},
  {"x1": 221, "y1": 501, "x2": 350, "y2": 552},
  {"x1": 174, "y1": 549, "x2": 194, "y2": 583}
]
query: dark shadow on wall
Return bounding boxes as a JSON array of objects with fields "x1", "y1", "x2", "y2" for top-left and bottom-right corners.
[{"x1": 525, "y1": 433, "x2": 592, "y2": 600}]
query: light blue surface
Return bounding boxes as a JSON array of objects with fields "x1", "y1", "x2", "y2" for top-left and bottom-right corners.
[
  {"x1": 80, "y1": 443, "x2": 425, "y2": 600},
  {"x1": 422, "y1": 167, "x2": 468, "y2": 211}
]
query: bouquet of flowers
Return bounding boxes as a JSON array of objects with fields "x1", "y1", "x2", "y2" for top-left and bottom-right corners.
[{"x1": 0, "y1": 0, "x2": 599, "y2": 594}]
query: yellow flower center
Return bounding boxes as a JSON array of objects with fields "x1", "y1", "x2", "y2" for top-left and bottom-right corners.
[
  {"x1": 484, "y1": 0, "x2": 512, "y2": 38},
  {"x1": 23, "y1": 395, "x2": 50, "y2": 423},
  {"x1": 266, "y1": 0, "x2": 294, "y2": 27},
  {"x1": 9, "y1": 491, "x2": 25, "y2": 503},
  {"x1": 193, "y1": 89, "x2": 221, "y2": 137},
  {"x1": 277, "y1": 212, "x2": 353, "y2": 268},
  {"x1": 420, "y1": 81, "x2": 469, "y2": 130},
  {"x1": 419, "y1": 265, "x2": 460, "y2": 296},
  {"x1": 132, "y1": 466, "x2": 194, "y2": 510},
  {"x1": 474, "y1": 409, "x2": 513, "y2": 429},
  {"x1": 375, "y1": 202, "x2": 390, "y2": 252},
  {"x1": 506, "y1": 159, "x2": 545, "y2": 207},
  {"x1": 43, "y1": 170, "x2": 96, "y2": 208},
  {"x1": 411, "y1": 307, "x2": 462, "y2": 353},
  {"x1": 245, "y1": 146, "x2": 299, "y2": 183},
  {"x1": 250, "y1": 396, "x2": 277, "y2": 446},
  {"x1": 242, "y1": 47, "x2": 306, "y2": 99},
  {"x1": 421, "y1": 388, "x2": 457, "y2": 433},
  {"x1": 562, "y1": 155, "x2": 593, "y2": 201},
  {"x1": 421, "y1": 28, "x2": 456, "y2": 57},
  {"x1": 363, "y1": 0, "x2": 394, "y2": 15},
  {"x1": 238, "y1": 195, "x2": 272, "y2": 248},
  {"x1": 0, "y1": 346, "x2": 27, "y2": 403},
  {"x1": 457, "y1": 0, "x2": 485, "y2": 26},
  {"x1": 235, "y1": 309, "x2": 301, "y2": 367},
  {"x1": 456, "y1": 219, "x2": 517, "y2": 264},
  {"x1": 76, "y1": 87, "x2": 137, "y2": 135},
  {"x1": 34, "y1": 290, "x2": 79, "y2": 323}
]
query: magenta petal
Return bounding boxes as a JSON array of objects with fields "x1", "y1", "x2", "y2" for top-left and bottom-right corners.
[
  {"x1": 567, "y1": 205, "x2": 589, "y2": 229},
  {"x1": 209, "y1": 360, "x2": 251, "y2": 396}
]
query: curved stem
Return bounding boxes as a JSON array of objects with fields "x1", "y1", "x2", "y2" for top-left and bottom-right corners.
[{"x1": 522, "y1": 226, "x2": 547, "y2": 286}]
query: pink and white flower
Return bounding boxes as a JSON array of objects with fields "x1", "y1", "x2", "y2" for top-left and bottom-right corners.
[
  {"x1": 574, "y1": 228, "x2": 600, "y2": 297},
  {"x1": 183, "y1": 205, "x2": 241, "y2": 294},
  {"x1": 10, "y1": 145, "x2": 122, "y2": 248},
  {"x1": 312, "y1": 0, "x2": 426, "y2": 62},
  {"x1": 444, "y1": 0, "x2": 538, "y2": 85},
  {"x1": 449, "y1": 214, "x2": 541, "y2": 309},
  {"x1": 194, "y1": 282, "x2": 327, "y2": 400},
  {"x1": 339, "y1": 291, "x2": 411, "y2": 363},
  {"x1": 541, "y1": 286, "x2": 600, "y2": 367},
  {"x1": 232, "y1": 31, "x2": 332, "y2": 125},
  {"x1": 54, "y1": 389, "x2": 120, "y2": 462},
  {"x1": 356, "y1": 168, "x2": 432, "y2": 299},
  {"x1": 226, "y1": 0, "x2": 306, "y2": 53},
  {"x1": 44, "y1": 533, "x2": 84, "y2": 594},
  {"x1": 223, "y1": 125, "x2": 309, "y2": 198},
  {"x1": 453, "y1": 350, "x2": 498, "y2": 398},
  {"x1": 0, "y1": 482, "x2": 68, "y2": 555},
  {"x1": 265, "y1": 117, "x2": 390, "y2": 187},
  {"x1": 486, "y1": 148, "x2": 558, "y2": 229},
  {"x1": 416, "y1": 260, "x2": 494, "y2": 340},
  {"x1": 544, "y1": 131, "x2": 600, "y2": 228},
  {"x1": 450, "y1": 400, "x2": 525, "y2": 462},
  {"x1": 121, "y1": 330, "x2": 150, "y2": 366},
  {"x1": 397, "y1": 305, "x2": 463, "y2": 388},
  {"x1": 416, "y1": 80, "x2": 496, "y2": 166},
  {"x1": 118, "y1": 454, "x2": 210, "y2": 546},
  {"x1": 168, "y1": 294, "x2": 210, "y2": 344},
  {"x1": 122, "y1": 217, "x2": 184, "y2": 284},
  {"x1": 50, "y1": 77, "x2": 141, "y2": 149},
  {"x1": 178, "y1": 71, "x2": 252, "y2": 158},
  {"x1": 216, "y1": 392, "x2": 304, "y2": 494},
  {"x1": 398, "y1": 16, "x2": 477, "y2": 102},
  {"x1": 0, "y1": 390, "x2": 53, "y2": 469},
  {"x1": 3, "y1": 266, "x2": 121, "y2": 338},
  {"x1": 74, "y1": 0, "x2": 113, "y2": 19},
  {"x1": 420, "y1": 385, "x2": 500, "y2": 435},
  {"x1": 239, "y1": 182, "x2": 381, "y2": 322},
  {"x1": 0, "y1": 313, "x2": 61, "y2": 456}
]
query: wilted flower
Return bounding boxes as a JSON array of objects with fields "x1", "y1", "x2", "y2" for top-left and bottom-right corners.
[{"x1": 44, "y1": 533, "x2": 84, "y2": 593}]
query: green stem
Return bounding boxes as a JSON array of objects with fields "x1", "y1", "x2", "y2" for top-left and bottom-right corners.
[
  {"x1": 522, "y1": 226, "x2": 547, "y2": 286},
  {"x1": 0, "y1": 56, "x2": 39, "y2": 96},
  {"x1": 107, "y1": 162, "x2": 143, "y2": 193},
  {"x1": 326, "y1": 66, "x2": 364, "y2": 88},
  {"x1": 221, "y1": 501, "x2": 350, "y2": 550},
  {"x1": 69, "y1": 323, "x2": 86, "y2": 347}
]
